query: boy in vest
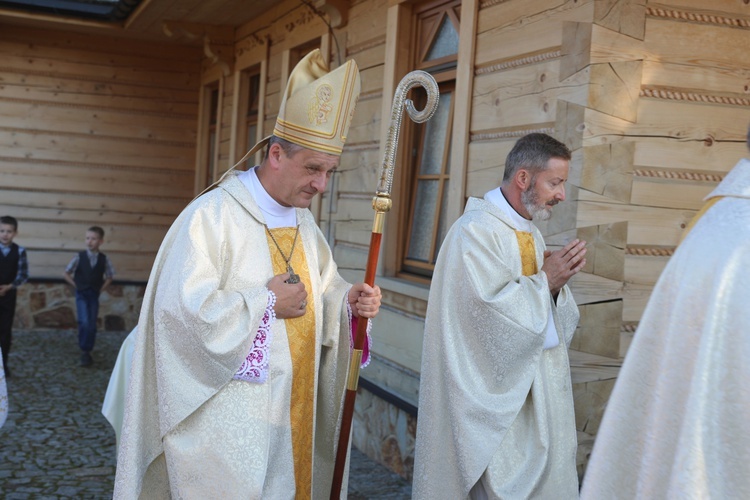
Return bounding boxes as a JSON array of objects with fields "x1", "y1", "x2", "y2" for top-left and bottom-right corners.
[
  {"x1": 64, "y1": 226, "x2": 115, "y2": 367},
  {"x1": 0, "y1": 215, "x2": 30, "y2": 377}
]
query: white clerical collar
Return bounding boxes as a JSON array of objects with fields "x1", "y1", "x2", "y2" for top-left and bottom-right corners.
[
  {"x1": 484, "y1": 187, "x2": 535, "y2": 233},
  {"x1": 238, "y1": 167, "x2": 297, "y2": 229}
]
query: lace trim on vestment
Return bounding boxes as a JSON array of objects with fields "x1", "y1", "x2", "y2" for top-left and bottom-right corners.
[
  {"x1": 233, "y1": 290, "x2": 277, "y2": 383},
  {"x1": 347, "y1": 300, "x2": 372, "y2": 368}
]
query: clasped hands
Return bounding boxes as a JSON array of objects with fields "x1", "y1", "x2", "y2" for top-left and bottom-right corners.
[
  {"x1": 267, "y1": 272, "x2": 382, "y2": 320},
  {"x1": 541, "y1": 239, "x2": 587, "y2": 298}
]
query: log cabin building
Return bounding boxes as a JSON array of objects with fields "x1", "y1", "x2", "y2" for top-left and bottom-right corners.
[{"x1": 1, "y1": 0, "x2": 748, "y2": 480}]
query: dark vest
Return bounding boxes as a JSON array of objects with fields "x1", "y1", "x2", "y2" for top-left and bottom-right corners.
[
  {"x1": 0, "y1": 243, "x2": 19, "y2": 289},
  {"x1": 74, "y1": 251, "x2": 106, "y2": 291}
]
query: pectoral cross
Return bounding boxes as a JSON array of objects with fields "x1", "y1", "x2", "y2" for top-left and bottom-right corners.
[{"x1": 286, "y1": 265, "x2": 300, "y2": 284}]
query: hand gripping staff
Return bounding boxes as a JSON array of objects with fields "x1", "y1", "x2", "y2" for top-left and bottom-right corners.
[{"x1": 329, "y1": 70, "x2": 439, "y2": 499}]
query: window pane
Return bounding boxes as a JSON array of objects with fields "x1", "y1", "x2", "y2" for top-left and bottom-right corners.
[
  {"x1": 248, "y1": 73, "x2": 261, "y2": 116},
  {"x1": 419, "y1": 91, "x2": 452, "y2": 175},
  {"x1": 407, "y1": 180, "x2": 439, "y2": 262},
  {"x1": 207, "y1": 130, "x2": 216, "y2": 184},
  {"x1": 209, "y1": 89, "x2": 219, "y2": 126},
  {"x1": 425, "y1": 15, "x2": 459, "y2": 61},
  {"x1": 0, "y1": 0, "x2": 144, "y2": 21},
  {"x1": 246, "y1": 124, "x2": 258, "y2": 168}
]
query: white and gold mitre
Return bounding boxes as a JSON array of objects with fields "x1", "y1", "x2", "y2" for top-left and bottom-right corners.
[{"x1": 273, "y1": 49, "x2": 361, "y2": 156}]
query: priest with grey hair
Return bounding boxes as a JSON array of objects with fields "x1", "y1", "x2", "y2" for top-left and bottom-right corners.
[{"x1": 413, "y1": 133, "x2": 587, "y2": 499}]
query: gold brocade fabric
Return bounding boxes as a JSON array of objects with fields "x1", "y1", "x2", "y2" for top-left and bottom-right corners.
[
  {"x1": 266, "y1": 228, "x2": 316, "y2": 500},
  {"x1": 514, "y1": 231, "x2": 538, "y2": 276},
  {"x1": 680, "y1": 196, "x2": 722, "y2": 243}
]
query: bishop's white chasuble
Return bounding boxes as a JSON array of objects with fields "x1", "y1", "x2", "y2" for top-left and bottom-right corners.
[{"x1": 114, "y1": 172, "x2": 357, "y2": 499}]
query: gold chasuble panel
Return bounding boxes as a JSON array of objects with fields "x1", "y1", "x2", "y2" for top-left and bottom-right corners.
[
  {"x1": 681, "y1": 196, "x2": 723, "y2": 243},
  {"x1": 514, "y1": 231, "x2": 538, "y2": 277},
  {"x1": 266, "y1": 227, "x2": 316, "y2": 500}
]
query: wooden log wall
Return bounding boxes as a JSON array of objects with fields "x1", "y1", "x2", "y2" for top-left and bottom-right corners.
[{"x1": 0, "y1": 25, "x2": 201, "y2": 281}]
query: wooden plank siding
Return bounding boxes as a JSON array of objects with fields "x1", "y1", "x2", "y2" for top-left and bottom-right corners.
[{"x1": 0, "y1": 24, "x2": 201, "y2": 281}]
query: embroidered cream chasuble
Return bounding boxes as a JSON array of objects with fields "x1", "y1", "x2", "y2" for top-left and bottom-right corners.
[
  {"x1": 413, "y1": 197, "x2": 580, "y2": 500},
  {"x1": 114, "y1": 171, "x2": 356, "y2": 500},
  {"x1": 581, "y1": 158, "x2": 750, "y2": 499}
]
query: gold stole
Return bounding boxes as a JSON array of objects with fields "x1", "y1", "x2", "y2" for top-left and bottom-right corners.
[
  {"x1": 265, "y1": 227, "x2": 316, "y2": 500},
  {"x1": 514, "y1": 231, "x2": 538, "y2": 277},
  {"x1": 680, "y1": 196, "x2": 723, "y2": 244}
]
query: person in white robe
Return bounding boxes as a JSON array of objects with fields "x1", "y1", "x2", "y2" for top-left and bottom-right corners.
[
  {"x1": 113, "y1": 49, "x2": 381, "y2": 499},
  {"x1": 413, "y1": 133, "x2": 587, "y2": 500},
  {"x1": 101, "y1": 326, "x2": 137, "y2": 450},
  {"x1": 580, "y1": 129, "x2": 750, "y2": 499}
]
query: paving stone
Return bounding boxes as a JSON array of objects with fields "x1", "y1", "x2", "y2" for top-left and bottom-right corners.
[
  {"x1": 54, "y1": 486, "x2": 80, "y2": 496},
  {"x1": 5, "y1": 494, "x2": 31, "y2": 500},
  {"x1": 0, "y1": 330, "x2": 412, "y2": 498}
]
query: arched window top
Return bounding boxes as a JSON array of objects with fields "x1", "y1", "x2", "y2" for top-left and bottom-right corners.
[{"x1": 425, "y1": 13, "x2": 460, "y2": 62}]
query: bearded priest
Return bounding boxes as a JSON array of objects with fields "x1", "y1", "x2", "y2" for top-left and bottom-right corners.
[{"x1": 413, "y1": 133, "x2": 587, "y2": 499}]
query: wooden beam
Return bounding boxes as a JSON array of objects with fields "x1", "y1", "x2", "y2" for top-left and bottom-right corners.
[
  {"x1": 380, "y1": 2, "x2": 413, "y2": 277},
  {"x1": 444, "y1": 0, "x2": 479, "y2": 230},
  {"x1": 576, "y1": 142, "x2": 635, "y2": 203},
  {"x1": 594, "y1": 0, "x2": 646, "y2": 40},
  {"x1": 163, "y1": 21, "x2": 234, "y2": 76},
  {"x1": 572, "y1": 302, "x2": 624, "y2": 360},
  {"x1": 0, "y1": 7, "x2": 121, "y2": 30},
  {"x1": 577, "y1": 222, "x2": 627, "y2": 282},
  {"x1": 123, "y1": 0, "x2": 155, "y2": 30}
]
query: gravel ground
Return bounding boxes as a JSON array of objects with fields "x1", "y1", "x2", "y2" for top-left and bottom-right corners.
[{"x1": 0, "y1": 329, "x2": 411, "y2": 499}]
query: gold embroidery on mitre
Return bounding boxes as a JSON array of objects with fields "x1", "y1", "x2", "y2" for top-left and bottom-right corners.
[
  {"x1": 273, "y1": 49, "x2": 361, "y2": 156},
  {"x1": 308, "y1": 83, "x2": 334, "y2": 125},
  {"x1": 514, "y1": 230, "x2": 538, "y2": 276}
]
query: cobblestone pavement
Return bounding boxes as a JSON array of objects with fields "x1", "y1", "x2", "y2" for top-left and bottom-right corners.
[{"x1": 0, "y1": 330, "x2": 412, "y2": 499}]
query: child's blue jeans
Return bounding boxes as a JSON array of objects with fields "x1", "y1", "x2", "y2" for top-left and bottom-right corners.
[{"x1": 75, "y1": 288, "x2": 100, "y2": 352}]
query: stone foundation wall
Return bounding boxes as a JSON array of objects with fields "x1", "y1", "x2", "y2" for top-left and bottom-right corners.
[
  {"x1": 12, "y1": 282, "x2": 145, "y2": 332},
  {"x1": 352, "y1": 387, "x2": 417, "y2": 480}
]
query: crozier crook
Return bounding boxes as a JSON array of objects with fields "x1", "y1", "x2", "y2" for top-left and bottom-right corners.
[{"x1": 329, "y1": 70, "x2": 439, "y2": 499}]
